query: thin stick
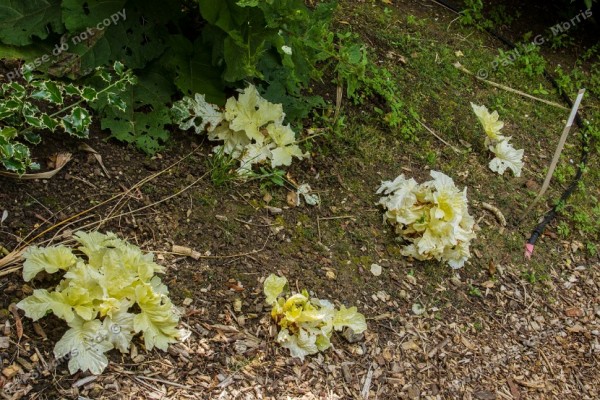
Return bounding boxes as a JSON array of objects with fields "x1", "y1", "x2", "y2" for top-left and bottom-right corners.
[
  {"x1": 0, "y1": 150, "x2": 204, "y2": 272},
  {"x1": 416, "y1": 119, "x2": 461, "y2": 153},
  {"x1": 100, "y1": 147, "x2": 202, "y2": 229},
  {"x1": 90, "y1": 171, "x2": 210, "y2": 233},
  {"x1": 166, "y1": 234, "x2": 271, "y2": 260},
  {"x1": 317, "y1": 215, "x2": 322, "y2": 244},
  {"x1": 520, "y1": 89, "x2": 585, "y2": 220},
  {"x1": 1, "y1": 148, "x2": 200, "y2": 260},
  {"x1": 318, "y1": 215, "x2": 355, "y2": 221},
  {"x1": 1, "y1": 169, "x2": 208, "y2": 275},
  {"x1": 454, "y1": 62, "x2": 569, "y2": 110},
  {"x1": 135, "y1": 375, "x2": 193, "y2": 390}
]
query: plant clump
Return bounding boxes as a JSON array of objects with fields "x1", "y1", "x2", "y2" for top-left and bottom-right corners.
[
  {"x1": 471, "y1": 103, "x2": 524, "y2": 177},
  {"x1": 17, "y1": 231, "x2": 182, "y2": 375},
  {"x1": 172, "y1": 84, "x2": 306, "y2": 175},
  {"x1": 263, "y1": 274, "x2": 367, "y2": 360},
  {"x1": 377, "y1": 171, "x2": 476, "y2": 269}
]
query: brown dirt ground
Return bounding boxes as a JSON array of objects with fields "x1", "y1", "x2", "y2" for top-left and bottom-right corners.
[{"x1": 1, "y1": 1, "x2": 599, "y2": 399}]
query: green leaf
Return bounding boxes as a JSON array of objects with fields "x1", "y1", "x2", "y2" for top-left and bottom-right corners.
[
  {"x1": 198, "y1": 0, "x2": 248, "y2": 40},
  {"x1": 102, "y1": 108, "x2": 171, "y2": 154},
  {"x1": 0, "y1": 138, "x2": 36, "y2": 174},
  {"x1": 31, "y1": 81, "x2": 64, "y2": 104},
  {"x1": 0, "y1": 42, "x2": 48, "y2": 61},
  {"x1": 22, "y1": 102, "x2": 44, "y2": 128},
  {"x1": 106, "y1": 92, "x2": 126, "y2": 112},
  {"x1": 41, "y1": 114, "x2": 59, "y2": 130},
  {"x1": 23, "y1": 131, "x2": 42, "y2": 145},
  {"x1": 237, "y1": 0, "x2": 260, "y2": 6},
  {"x1": 63, "y1": 83, "x2": 82, "y2": 96},
  {"x1": 3, "y1": 82, "x2": 26, "y2": 95},
  {"x1": 61, "y1": 0, "x2": 127, "y2": 31},
  {"x1": 95, "y1": 65, "x2": 174, "y2": 154},
  {"x1": 62, "y1": 106, "x2": 92, "y2": 137},
  {"x1": 65, "y1": 4, "x2": 168, "y2": 72},
  {"x1": 0, "y1": 0, "x2": 64, "y2": 45},
  {"x1": 80, "y1": 87, "x2": 98, "y2": 101},
  {"x1": 0, "y1": 127, "x2": 17, "y2": 140},
  {"x1": 161, "y1": 35, "x2": 225, "y2": 105},
  {"x1": 113, "y1": 60, "x2": 125, "y2": 76}
]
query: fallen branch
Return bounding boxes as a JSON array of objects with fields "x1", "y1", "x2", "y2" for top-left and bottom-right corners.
[
  {"x1": 454, "y1": 62, "x2": 569, "y2": 110},
  {"x1": 522, "y1": 88, "x2": 586, "y2": 222},
  {"x1": 166, "y1": 234, "x2": 271, "y2": 260},
  {"x1": 481, "y1": 202, "x2": 507, "y2": 226},
  {"x1": 417, "y1": 119, "x2": 461, "y2": 154}
]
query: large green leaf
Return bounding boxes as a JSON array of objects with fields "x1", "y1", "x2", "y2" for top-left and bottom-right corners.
[
  {"x1": 57, "y1": 3, "x2": 168, "y2": 74},
  {"x1": 0, "y1": 0, "x2": 63, "y2": 45},
  {"x1": 61, "y1": 0, "x2": 127, "y2": 31},
  {"x1": 162, "y1": 36, "x2": 225, "y2": 105},
  {"x1": 0, "y1": 43, "x2": 48, "y2": 61},
  {"x1": 102, "y1": 107, "x2": 171, "y2": 154},
  {"x1": 198, "y1": 0, "x2": 272, "y2": 83},
  {"x1": 97, "y1": 65, "x2": 175, "y2": 154},
  {"x1": 197, "y1": 0, "x2": 248, "y2": 41}
]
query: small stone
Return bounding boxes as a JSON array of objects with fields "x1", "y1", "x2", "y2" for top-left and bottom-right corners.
[
  {"x1": 0, "y1": 336, "x2": 9, "y2": 349},
  {"x1": 2, "y1": 364, "x2": 21, "y2": 379},
  {"x1": 132, "y1": 355, "x2": 145, "y2": 363},
  {"x1": 376, "y1": 290, "x2": 389, "y2": 302},
  {"x1": 402, "y1": 340, "x2": 419, "y2": 351},
  {"x1": 16, "y1": 357, "x2": 33, "y2": 371},
  {"x1": 407, "y1": 385, "x2": 420, "y2": 399},
  {"x1": 215, "y1": 215, "x2": 228, "y2": 221},
  {"x1": 182, "y1": 298, "x2": 193, "y2": 306},
  {"x1": 265, "y1": 206, "x2": 283, "y2": 215},
  {"x1": 370, "y1": 264, "x2": 382, "y2": 277},
  {"x1": 524, "y1": 179, "x2": 539, "y2": 191},
  {"x1": 474, "y1": 390, "x2": 496, "y2": 400},
  {"x1": 342, "y1": 327, "x2": 364, "y2": 343},
  {"x1": 233, "y1": 298, "x2": 242, "y2": 313},
  {"x1": 412, "y1": 303, "x2": 426, "y2": 315},
  {"x1": 565, "y1": 307, "x2": 583, "y2": 317},
  {"x1": 342, "y1": 363, "x2": 352, "y2": 383},
  {"x1": 234, "y1": 342, "x2": 247, "y2": 354},
  {"x1": 567, "y1": 324, "x2": 585, "y2": 333}
]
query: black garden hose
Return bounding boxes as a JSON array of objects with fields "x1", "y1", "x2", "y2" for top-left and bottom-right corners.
[{"x1": 430, "y1": 0, "x2": 595, "y2": 256}]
